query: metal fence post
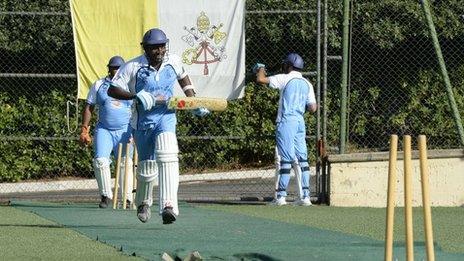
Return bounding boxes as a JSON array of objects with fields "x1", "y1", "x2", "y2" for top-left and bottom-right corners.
[{"x1": 420, "y1": 0, "x2": 464, "y2": 147}]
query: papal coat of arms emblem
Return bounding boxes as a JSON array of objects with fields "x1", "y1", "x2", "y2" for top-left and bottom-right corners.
[{"x1": 181, "y1": 11, "x2": 227, "y2": 75}]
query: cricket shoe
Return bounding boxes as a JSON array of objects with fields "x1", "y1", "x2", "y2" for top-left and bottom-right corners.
[
  {"x1": 294, "y1": 197, "x2": 312, "y2": 206},
  {"x1": 269, "y1": 197, "x2": 287, "y2": 206},
  {"x1": 137, "y1": 204, "x2": 151, "y2": 223},
  {"x1": 162, "y1": 206, "x2": 177, "y2": 224},
  {"x1": 99, "y1": 196, "x2": 110, "y2": 208}
]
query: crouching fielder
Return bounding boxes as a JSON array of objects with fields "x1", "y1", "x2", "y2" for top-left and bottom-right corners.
[
  {"x1": 108, "y1": 28, "x2": 209, "y2": 224},
  {"x1": 254, "y1": 53, "x2": 317, "y2": 206},
  {"x1": 79, "y1": 56, "x2": 134, "y2": 208}
]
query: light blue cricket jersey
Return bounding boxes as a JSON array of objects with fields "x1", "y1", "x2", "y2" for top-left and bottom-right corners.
[
  {"x1": 133, "y1": 64, "x2": 177, "y2": 129},
  {"x1": 111, "y1": 54, "x2": 186, "y2": 131},
  {"x1": 94, "y1": 78, "x2": 132, "y2": 130},
  {"x1": 268, "y1": 71, "x2": 316, "y2": 123},
  {"x1": 279, "y1": 78, "x2": 310, "y2": 121}
]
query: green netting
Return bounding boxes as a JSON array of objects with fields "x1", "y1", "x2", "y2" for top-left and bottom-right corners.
[{"x1": 12, "y1": 201, "x2": 464, "y2": 261}]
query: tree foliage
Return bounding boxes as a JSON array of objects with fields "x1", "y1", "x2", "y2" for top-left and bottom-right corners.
[{"x1": 0, "y1": 0, "x2": 463, "y2": 181}]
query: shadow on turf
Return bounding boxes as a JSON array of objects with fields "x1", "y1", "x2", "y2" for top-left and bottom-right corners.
[
  {"x1": 232, "y1": 253, "x2": 283, "y2": 261},
  {"x1": 64, "y1": 224, "x2": 164, "y2": 231},
  {"x1": 0, "y1": 223, "x2": 63, "y2": 228},
  {"x1": 9, "y1": 201, "x2": 98, "y2": 209}
]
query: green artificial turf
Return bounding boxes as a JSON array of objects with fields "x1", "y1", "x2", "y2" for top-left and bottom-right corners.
[
  {"x1": 4, "y1": 201, "x2": 463, "y2": 261},
  {"x1": 198, "y1": 204, "x2": 464, "y2": 253},
  {"x1": 0, "y1": 205, "x2": 141, "y2": 261},
  {"x1": 12, "y1": 201, "x2": 396, "y2": 260}
]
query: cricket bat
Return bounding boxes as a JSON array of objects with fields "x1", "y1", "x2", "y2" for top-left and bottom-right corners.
[{"x1": 163, "y1": 97, "x2": 228, "y2": 111}]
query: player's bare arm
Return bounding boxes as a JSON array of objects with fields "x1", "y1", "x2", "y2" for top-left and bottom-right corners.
[
  {"x1": 307, "y1": 103, "x2": 317, "y2": 113},
  {"x1": 256, "y1": 67, "x2": 270, "y2": 85},
  {"x1": 79, "y1": 104, "x2": 95, "y2": 146},
  {"x1": 81, "y1": 104, "x2": 95, "y2": 127},
  {"x1": 178, "y1": 75, "x2": 195, "y2": 97},
  {"x1": 108, "y1": 85, "x2": 136, "y2": 100}
]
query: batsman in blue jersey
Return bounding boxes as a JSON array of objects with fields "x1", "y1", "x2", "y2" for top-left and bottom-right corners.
[
  {"x1": 108, "y1": 28, "x2": 209, "y2": 224},
  {"x1": 79, "y1": 56, "x2": 134, "y2": 209},
  {"x1": 254, "y1": 53, "x2": 317, "y2": 206}
]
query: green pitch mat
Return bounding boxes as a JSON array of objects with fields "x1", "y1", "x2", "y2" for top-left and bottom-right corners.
[{"x1": 11, "y1": 201, "x2": 464, "y2": 261}]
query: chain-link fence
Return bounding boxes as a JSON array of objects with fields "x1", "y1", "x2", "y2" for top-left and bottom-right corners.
[
  {"x1": 345, "y1": 0, "x2": 464, "y2": 152},
  {"x1": 1, "y1": 0, "x2": 463, "y2": 203},
  {"x1": 0, "y1": 1, "x2": 325, "y2": 202}
]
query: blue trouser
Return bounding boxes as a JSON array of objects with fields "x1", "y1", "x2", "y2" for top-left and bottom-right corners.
[
  {"x1": 275, "y1": 119, "x2": 310, "y2": 198},
  {"x1": 93, "y1": 124, "x2": 133, "y2": 160},
  {"x1": 133, "y1": 114, "x2": 176, "y2": 161}
]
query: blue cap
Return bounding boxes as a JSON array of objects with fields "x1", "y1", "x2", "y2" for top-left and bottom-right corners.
[
  {"x1": 284, "y1": 53, "x2": 304, "y2": 69},
  {"x1": 107, "y1": 56, "x2": 125, "y2": 67},
  {"x1": 141, "y1": 28, "x2": 168, "y2": 45}
]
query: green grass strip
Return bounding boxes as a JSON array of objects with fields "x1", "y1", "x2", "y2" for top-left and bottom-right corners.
[
  {"x1": 199, "y1": 204, "x2": 464, "y2": 253},
  {"x1": 0, "y1": 205, "x2": 141, "y2": 261}
]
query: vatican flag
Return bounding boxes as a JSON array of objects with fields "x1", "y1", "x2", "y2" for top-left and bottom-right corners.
[{"x1": 70, "y1": 0, "x2": 245, "y2": 100}]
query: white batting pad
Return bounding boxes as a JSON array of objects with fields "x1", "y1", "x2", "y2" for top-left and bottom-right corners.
[
  {"x1": 119, "y1": 157, "x2": 134, "y2": 202},
  {"x1": 274, "y1": 147, "x2": 281, "y2": 198},
  {"x1": 274, "y1": 147, "x2": 281, "y2": 174},
  {"x1": 93, "y1": 157, "x2": 112, "y2": 198},
  {"x1": 156, "y1": 132, "x2": 180, "y2": 215},
  {"x1": 135, "y1": 160, "x2": 157, "y2": 207},
  {"x1": 292, "y1": 162, "x2": 303, "y2": 199}
]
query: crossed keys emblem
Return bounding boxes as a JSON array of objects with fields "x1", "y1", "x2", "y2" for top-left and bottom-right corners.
[{"x1": 181, "y1": 11, "x2": 227, "y2": 75}]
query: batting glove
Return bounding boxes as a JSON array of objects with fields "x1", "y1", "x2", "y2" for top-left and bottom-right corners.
[
  {"x1": 252, "y1": 63, "x2": 266, "y2": 73},
  {"x1": 79, "y1": 125, "x2": 92, "y2": 146},
  {"x1": 136, "y1": 90, "x2": 156, "y2": 111},
  {"x1": 192, "y1": 107, "x2": 210, "y2": 117}
]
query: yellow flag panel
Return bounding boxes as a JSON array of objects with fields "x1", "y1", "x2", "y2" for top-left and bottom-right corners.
[{"x1": 70, "y1": 0, "x2": 157, "y2": 99}]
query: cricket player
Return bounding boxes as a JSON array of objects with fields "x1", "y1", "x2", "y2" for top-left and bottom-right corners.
[
  {"x1": 108, "y1": 28, "x2": 209, "y2": 224},
  {"x1": 254, "y1": 53, "x2": 317, "y2": 206},
  {"x1": 79, "y1": 56, "x2": 134, "y2": 208}
]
